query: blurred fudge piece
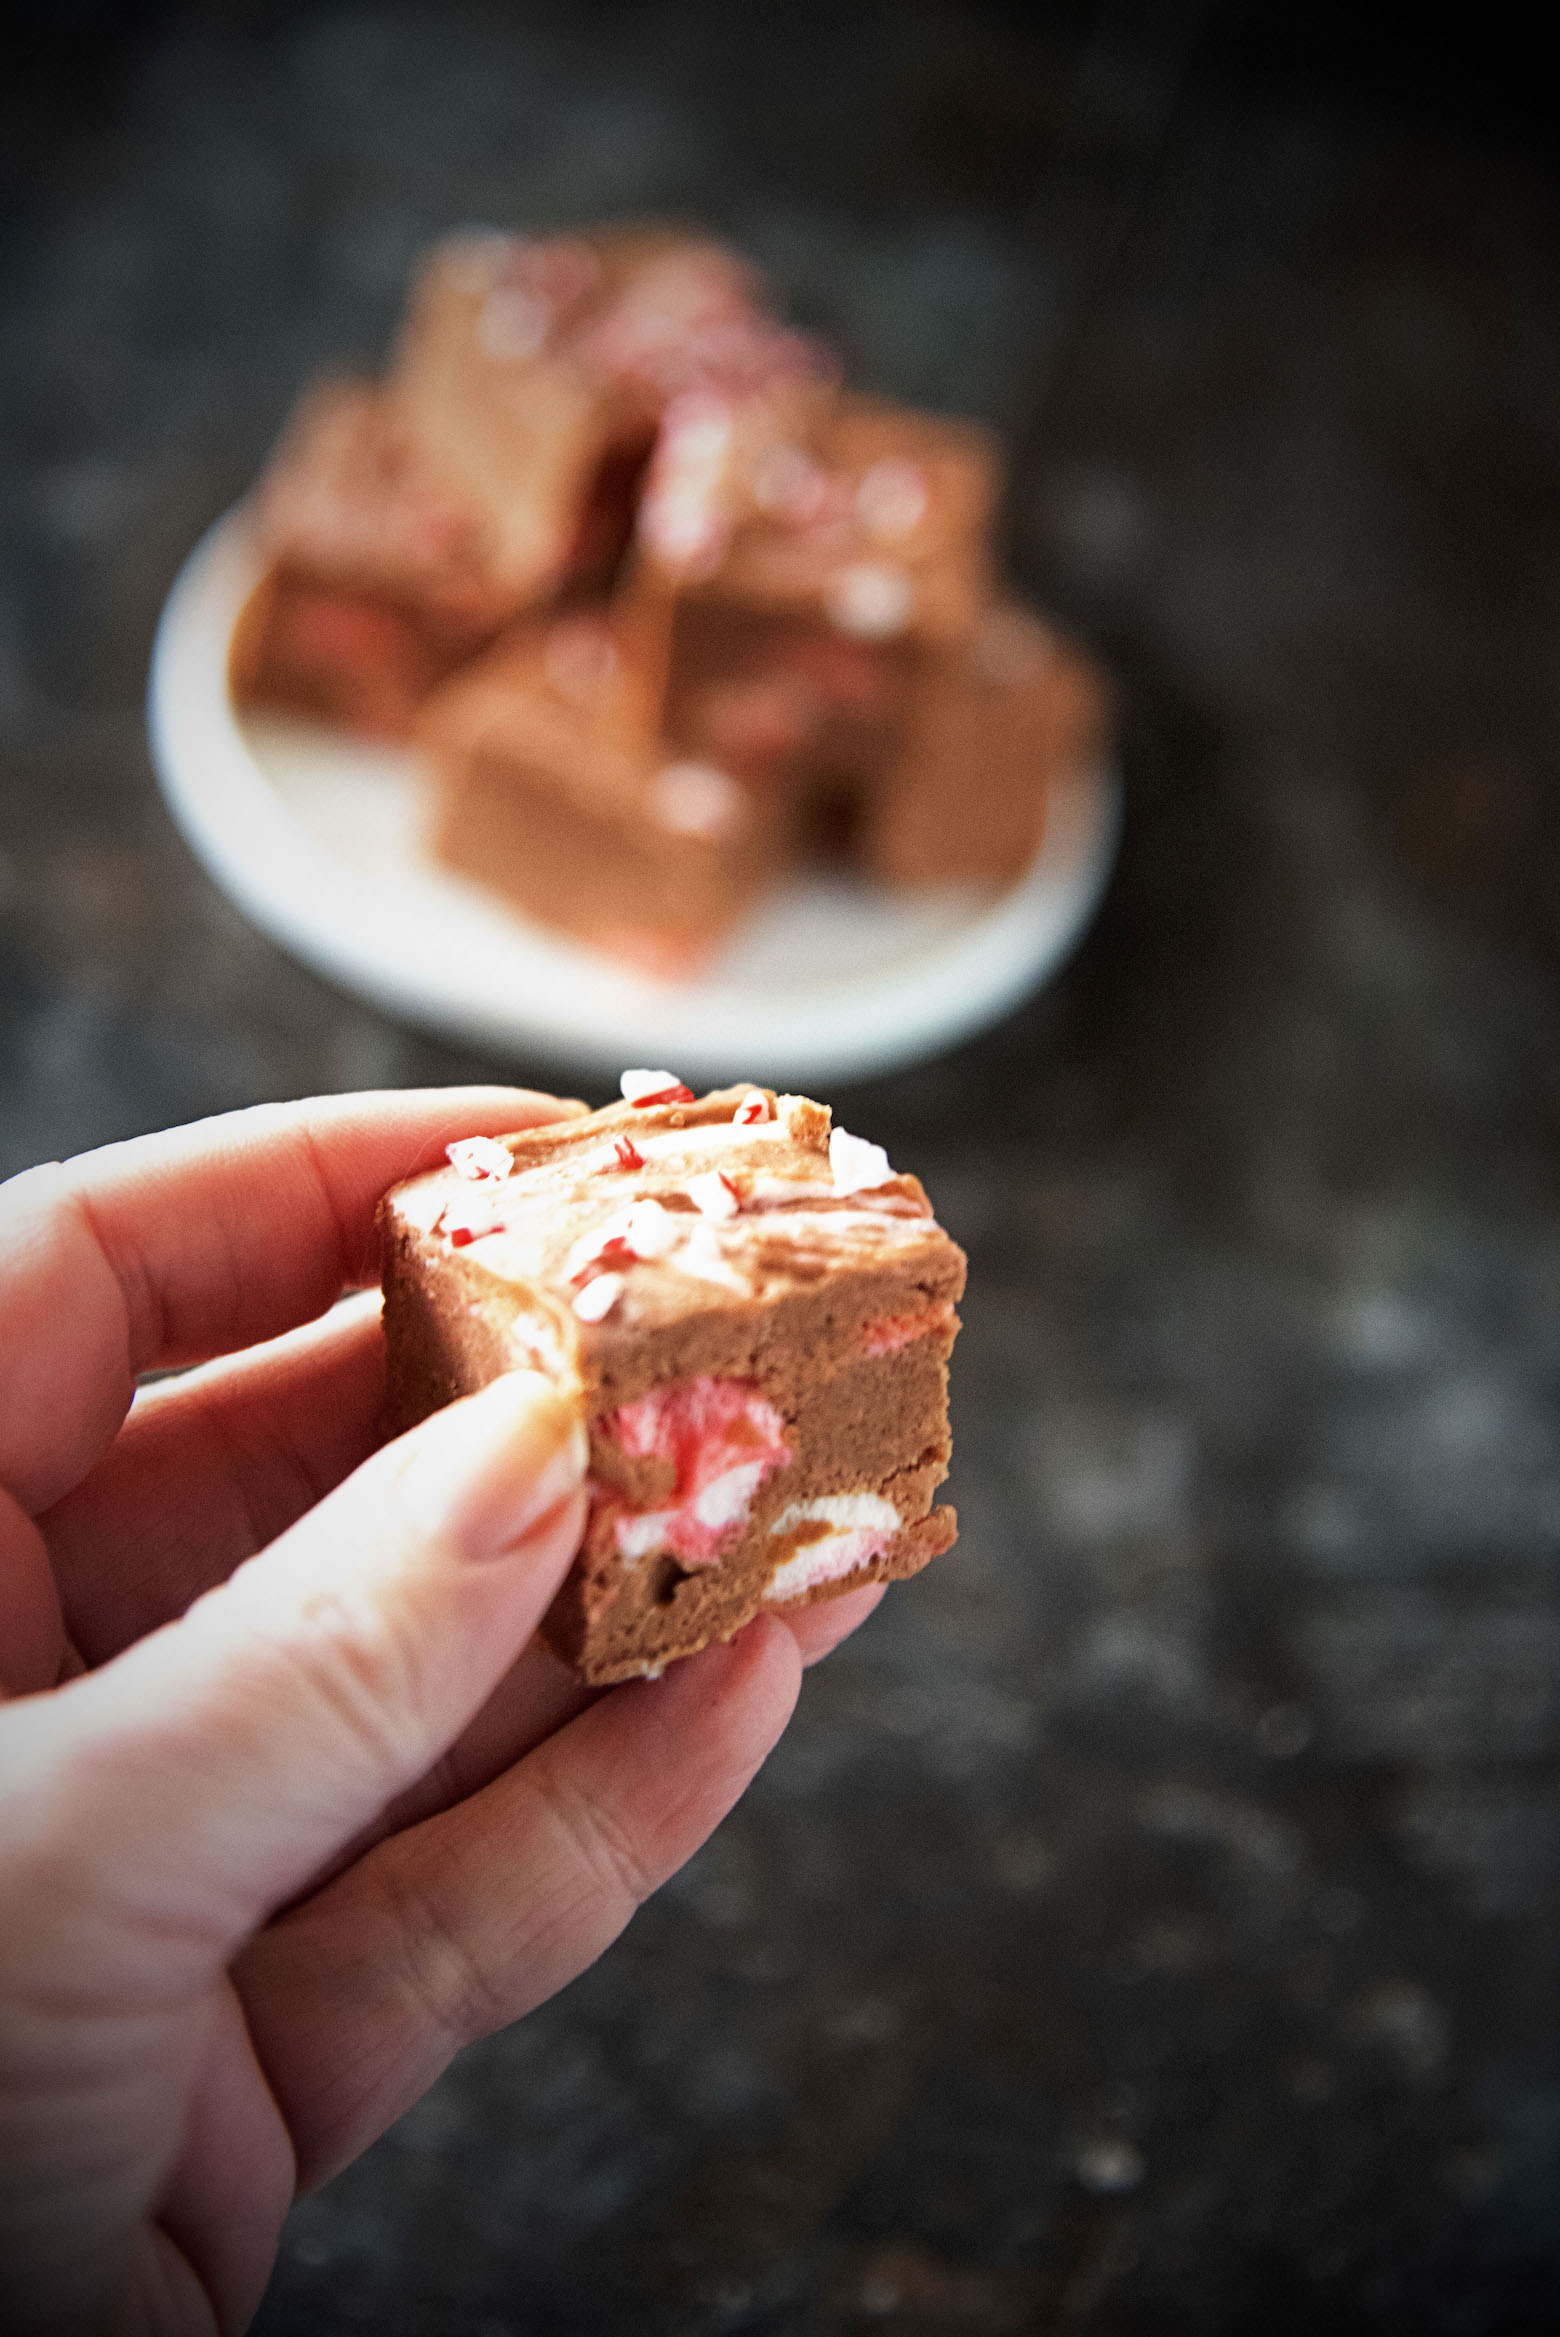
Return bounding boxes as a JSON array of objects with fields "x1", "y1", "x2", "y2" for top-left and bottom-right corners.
[
  {"x1": 636, "y1": 388, "x2": 999, "y2": 648},
  {"x1": 865, "y1": 603, "x2": 1112, "y2": 886},
  {"x1": 230, "y1": 377, "x2": 512, "y2": 736},
  {"x1": 380, "y1": 1081, "x2": 965, "y2": 1683},
  {"x1": 629, "y1": 386, "x2": 1003, "y2": 851},
  {"x1": 390, "y1": 227, "x2": 835, "y2": 612},
  {"x1": 418, "y1": 603, "x2": 802, "y2": 974},
  {"x1": 662, "y1": 598, "x2": 914, "y2": 841}
]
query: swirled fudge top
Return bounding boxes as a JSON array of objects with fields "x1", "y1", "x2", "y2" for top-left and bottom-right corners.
[{"x1": 386, "y1": 1077, "x2": 964, "y2": 1335}]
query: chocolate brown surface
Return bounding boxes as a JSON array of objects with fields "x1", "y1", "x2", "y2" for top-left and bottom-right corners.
[
  {"x1": 419, "y1": 611, "x2": 800, "y2": 962},
  {"x1": 230, "y1": 569, "x2": 488, "y2": 740},
  {"x1": 391, "y1": 236, "x2": 649, "y2": 609},
  {"x1": 248, "y1": 376, "x2": 519, "y2": 633},
  {"x1": 665, "y1": 599, "x2": 914, "y2": 800},
  {"x1": 672, "y1": 392, "x2": 1000, "y2": 647},
  {"x1": 381, "y1": 1084, "x2": 965, "y2": 1682},
  {"x1": 389, "y1": 228, "x2": 807, "y2": 610},
  {"x1": 869, "y1": 604, "x2": 1113, "y2": 886}
]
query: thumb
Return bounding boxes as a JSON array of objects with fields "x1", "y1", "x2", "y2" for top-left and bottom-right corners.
[{"x1": 0, "y1": 1370, "x2": 587, "y2": 1980}]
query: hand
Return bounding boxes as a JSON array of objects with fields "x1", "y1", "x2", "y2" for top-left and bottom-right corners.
[{"x1": 0, "y1": 1091, "x2": 882, "y2": 2335}]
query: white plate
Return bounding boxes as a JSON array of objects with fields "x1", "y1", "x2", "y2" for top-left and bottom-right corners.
[{"x1": 148, "y1": 510, "x2": 1121, "y2": 1086}]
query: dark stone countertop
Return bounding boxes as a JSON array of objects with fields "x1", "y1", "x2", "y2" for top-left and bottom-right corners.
[{"x1": 3, "y1": 6, "x2": 1558, "y2": 2329}]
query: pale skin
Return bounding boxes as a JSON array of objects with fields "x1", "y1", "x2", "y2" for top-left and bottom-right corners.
[{"x1": 0, "y1": 1089, "x2": 882, "y2": 2335}]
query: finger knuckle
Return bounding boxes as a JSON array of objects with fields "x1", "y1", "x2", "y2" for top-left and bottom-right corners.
[
  {"x1": 376, "y1": 1852, "x2": 513, "y2": 2047},
  {"x1": 532, "y1": 1768, "x2": 656, "y2": 1918}
]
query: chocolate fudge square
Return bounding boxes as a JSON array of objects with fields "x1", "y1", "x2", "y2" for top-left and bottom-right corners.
[
  {"x1": 380, "y1": 1080, "x2": 965, "y2": 1684},
  {"x1": 419, "y1": 606, "x2": 800, "y2": 973},
  {"x1": 391, "y1": 229, "x2": 829, "y2": 612},
  {"x1": 231, "y1": 377, "x2": 513, "y2": 736},
  {"x1": 866, "y1": 603, "x2": 1113, "y2": 886},
  {"x1": 637, "y1": 389, "x2": 999, "y2": 648}
]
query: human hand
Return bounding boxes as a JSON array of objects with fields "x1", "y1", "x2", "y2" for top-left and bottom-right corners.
[{"x1": 0, "y1": 1091, "x2": 882, "y2": 2334}]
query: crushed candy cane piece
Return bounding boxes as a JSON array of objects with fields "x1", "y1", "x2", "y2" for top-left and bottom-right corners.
[
  {"x1": 734, "y1": 1091, "x2": 769, "y2": 1125},
  {"x1": 652, "y1": 761, "x2": 745, "y2": 840},
  {"x1": 829, "y1": 1125, "x2": 895, "y2": 1195},
  {"x1": 573, "y1": 1272, "x2": 623, "y2": 1322},
  {"x1": 678, "y1": 1219, "x2": 749, "y2": 1293},
  {"x1": 566, "y1": 1197, "x2": 681, "y2": 1282},
  {"x1": 826, "y1": 561, "x2": 914, "y2": 640},
  {"x1": 688, "y1": 1169, "x2": 741, "y2": 1219},
  {"x1": 446, "y1": 1135, "x2": 515, "y2": 1182},
  {"x1": 856, "y1": 458, "x2": 928, "y2": 539},
  {"x1": 440, "y1": 1189, "x2": 510, "y2": 1245},
  {"x1": 754, "y1": 443, "x2": 830, "y2": 522},
  {"x1": 620, "y1": 1199, "x2": 681, "y2": 1258},
  {"x1": 613, "y1": 1136, "x2": 645, "y2": 1171},
  {"x1": 621, "y1": 1067, "x2": 695, "y2": 1107}
]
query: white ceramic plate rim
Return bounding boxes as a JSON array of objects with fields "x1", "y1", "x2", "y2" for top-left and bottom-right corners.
[{"x1": 148, "y1": 510, "x2": 1121, "y2": 1085}]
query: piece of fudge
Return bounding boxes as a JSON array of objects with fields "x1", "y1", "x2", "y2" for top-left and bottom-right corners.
[
  {"x1": 381, "y1": 1079, "x2": 964, "y2": 1684},
  {"x1": 864, "y1": 603, "x2": 1113, "y2": 887},
  {"x1": 418, "y1": 606, "x2": 800, "y2": 974},
  {"x1": 390, "y1": 229, "x2": 834, "y2": 613},
  {"x1": 635, "y1": 388, "x2": 999, "y2": 648},
  {"x1": 231, "y1": 378, "x2": 513, "y2": 736},
  {"x1": 627, "y1": 386, "x2": 1000, "y2": 840},
  {"x1": 663, "y1": 598, "x2": 915, "y2": 819}
]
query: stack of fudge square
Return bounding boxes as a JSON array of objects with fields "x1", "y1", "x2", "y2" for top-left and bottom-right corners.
[{"x1": 233, "y1": 224, "x2": 1108, "y2": 975}]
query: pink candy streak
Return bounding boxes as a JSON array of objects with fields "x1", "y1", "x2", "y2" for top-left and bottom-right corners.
[
  {"x1": 860, "y1": 1302, "x2": 955, "y2": 1357},
  {"x1": 605, "y1": 1375, "x2": 790, "y2": 1566}
]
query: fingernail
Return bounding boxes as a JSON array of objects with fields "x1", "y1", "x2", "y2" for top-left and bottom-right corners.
[{"x1": 403, "y1": 1371, "x2": 588, "y2": 1559}]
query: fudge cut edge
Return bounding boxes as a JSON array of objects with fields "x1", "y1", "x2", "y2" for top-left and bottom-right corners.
[{"x1": 379, "y1": 1084, "x2": 965, "y2": 1683}]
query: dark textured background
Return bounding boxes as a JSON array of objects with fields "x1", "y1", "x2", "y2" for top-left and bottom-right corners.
[{"x1": 4, "y1": 5, "x2": 1560, "y2": 2329}]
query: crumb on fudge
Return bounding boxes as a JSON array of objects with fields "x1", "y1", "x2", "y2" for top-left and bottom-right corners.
[{"x1": 379, "y1": 1076, "x2": 965, "y2": 1684}]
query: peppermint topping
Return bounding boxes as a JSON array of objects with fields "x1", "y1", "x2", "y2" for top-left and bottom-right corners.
[
  {"x1": 619, "y1": 1198, "x2": 682, "y2": 1257},
  {"x1": 829, "y1": 1125, "x2": 895, "y2": 1195},
  {"x1": 734, "y1": 1091, "x2": 769, "y2": 1125},
  {"x1": 621, "y1": 1068, "x2": 694, "y2": 1106},
  {"x1": 638, "y1": 393, "x2": 735, "y2": 576},
  {"x1": 446, "y1": 1135, "x2": 514, "y2": 1182},
  {"x1": 613, "y1": 1136, "x2": 645, "y2": 1172},
  {"x1": 678, "y1": 1219, "x2": 749, "y2": 1293},
  {"x1": 572, "y1": 1272, "x2": 623, "y2": 1322},
  {"x1": 856, "y1": 458, "x2": 929, "y2": 539},
  {"x1": 651, "y1": 761, "x2": 745, "y2": 840},
  {"x1": 440, "y1": 1187, "x2": 510, "y2": 1245},
  {"x1": 566, "y1": 1197, "x2": 681, "y2": 1282},
  {"x1": 826, "y1": 561, "x2": 914, "y2": 639},
  {"x1": 688, "y1": 1169, "x2": 741, "y2": 1220},
  {"x1": 474, "y1": 237, "x2": 599, "y2": 362},
  {"x1": 754, "y1": 444, "x2": 830, "y2": 524}
]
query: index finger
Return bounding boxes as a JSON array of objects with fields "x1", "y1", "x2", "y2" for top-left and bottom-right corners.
[{"x1": 0, "y1": 1086, "x2": 578, "y2": 1514}]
